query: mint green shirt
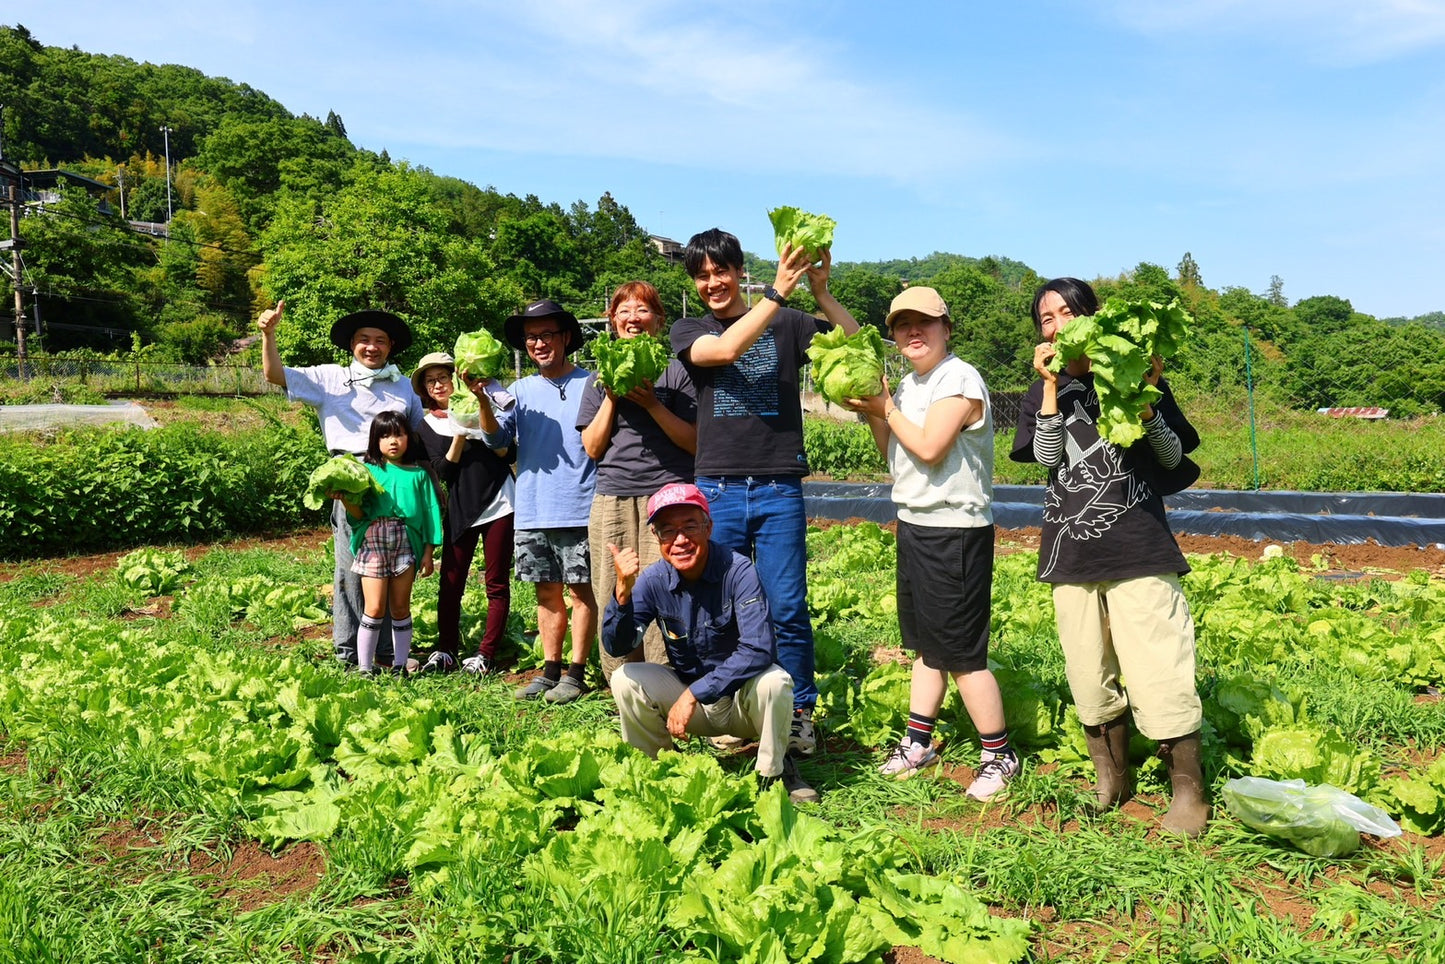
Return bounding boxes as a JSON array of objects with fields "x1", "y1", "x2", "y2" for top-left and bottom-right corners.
[{"x1": 349, "y1": 461, "x2": 444, "y2": 563}]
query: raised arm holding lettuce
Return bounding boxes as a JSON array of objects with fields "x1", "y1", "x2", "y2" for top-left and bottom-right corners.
[{"x1": 670, "y1": 221, "x2": 859, "y2": 769}]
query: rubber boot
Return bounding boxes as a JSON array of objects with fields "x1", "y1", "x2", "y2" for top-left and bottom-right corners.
[
  {"x1": 1157, "y1": 732, "x2": 1209, "y2": 838},
  {"x1": 1082, "y1": 714, "x2": 1133, "y2": 813}
]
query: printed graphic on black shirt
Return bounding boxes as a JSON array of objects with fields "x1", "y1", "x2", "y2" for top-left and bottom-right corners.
[
  {"x1": 1040, "y1": 381, "x2": 1151, "y2": 579},
  {"x1": 715, "y1": 330, "x2": 779, "y2": 417}
]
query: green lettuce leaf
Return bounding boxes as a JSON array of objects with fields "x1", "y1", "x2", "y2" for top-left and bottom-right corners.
[
  {"x1": 448, "y1": 374, "x2": 482, "y2": 428},
  {"x1": 302, "y1": 454, "x2": 382, "y2": 511},
  {"x1": 454, "y1": 329, "x2": 510, "y2": 379},
  {"x1": 592, "y1": 331, "x2": 671, "y2": 396},
  {"x1": 807, "y1": 325, "x2": 885, "y2": 405},
  {"x1": 1047, "y1": 296, "x2": 1191, "y2": 447},
  {"x1": 768, "y1": 206, "x2": 836, "y2": 262}
]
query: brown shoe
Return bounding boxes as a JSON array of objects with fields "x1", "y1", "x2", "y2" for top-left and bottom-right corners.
[
  {"x1": 1082, "y1": 714, "x2": 1134, "y2": 813},
  {"x1": 1157, "y1": 732, "x2": 1209, "y2": 838}
]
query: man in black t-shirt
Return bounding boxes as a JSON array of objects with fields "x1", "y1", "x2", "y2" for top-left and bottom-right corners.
[{"x1": 670, "y1": 227, "x2": 860, "y2": 759}]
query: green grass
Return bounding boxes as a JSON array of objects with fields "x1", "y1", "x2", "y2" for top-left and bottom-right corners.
[{"x1": 0, "y1": 531, "x2": 1441, "y2": 962}]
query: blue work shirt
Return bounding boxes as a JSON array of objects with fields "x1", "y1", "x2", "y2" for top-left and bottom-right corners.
[{"x1": 601, "y1": 542, "x2": 777, "y2": 705}]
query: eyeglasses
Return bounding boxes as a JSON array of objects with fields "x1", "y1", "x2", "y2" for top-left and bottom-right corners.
[
  {"x1": 654, "y1": 520, "x2": 707, "y2": 543},
  {"x1": 423, "y1": 374, "x2": 452, "y2": 385},
  {"x1": 524, "y1": 330, "x2": 565, "y2": 345}
]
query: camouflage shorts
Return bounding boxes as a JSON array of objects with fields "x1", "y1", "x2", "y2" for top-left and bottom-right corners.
[{"x1": 514, "y1": 527, "x2": 591, "y2": 585}]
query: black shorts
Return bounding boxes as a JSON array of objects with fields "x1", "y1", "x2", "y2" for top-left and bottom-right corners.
[{"x1": 895, "y1": 520, "x2": 995, "y2": 672}]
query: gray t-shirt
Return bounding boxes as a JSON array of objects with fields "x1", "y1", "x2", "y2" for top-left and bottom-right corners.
[
  {"x1": 888, "y1": 354, "x2": 994, "y2": 528},
  {"x1": 576, "y1": 359, "x2": 697, "y2": 497}
]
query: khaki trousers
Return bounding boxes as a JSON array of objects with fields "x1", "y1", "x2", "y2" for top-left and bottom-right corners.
[
  {"x1": 589, "y1": 494, "x2": 670, "y2": 682},
  {"x1": 611, "y1": 663, "x2": 794, "y2": 778},
  {"x1": 1052, "y1": 574, "x2": 1203, "y2": 739}
]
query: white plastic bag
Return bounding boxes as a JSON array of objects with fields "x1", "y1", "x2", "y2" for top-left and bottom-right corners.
[{"x1": 1223, "y1": 777, "x2": 1401, "y2": 857}]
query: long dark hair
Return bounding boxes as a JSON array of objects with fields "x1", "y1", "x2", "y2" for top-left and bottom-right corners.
[
  {"x1": 365, "y1": 410, "x2": 420, "y2": 466},
  {"x1": 1030, "y1": 278, "x2": 1099, "y2": 336}
]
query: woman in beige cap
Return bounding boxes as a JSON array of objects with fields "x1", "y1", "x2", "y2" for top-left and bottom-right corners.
[{"x1": 845, "y1": 286, "x2": 1018, "y2": 802}]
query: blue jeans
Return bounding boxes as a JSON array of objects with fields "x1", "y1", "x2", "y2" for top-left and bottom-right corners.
[
  {"x1": 332, "y1": 501, "x2": 393, "y2": 665},
  {"x1": 694, "y1": 475, "x2": 814, "y2": 710}
]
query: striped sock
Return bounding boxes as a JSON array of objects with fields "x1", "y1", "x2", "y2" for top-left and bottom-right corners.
[
  {"x1": 905, "y1": 713, "x2": 936, "y2": 748},
  {"x1": 392, "y1": 617, "x2": 413, "y2": 668},
  {"x1": 357, "y1": 616, "x2": 382, "y2": 671},
  {"x1": 980, "y1": 730, "x2": 1016, "y2": 760}
]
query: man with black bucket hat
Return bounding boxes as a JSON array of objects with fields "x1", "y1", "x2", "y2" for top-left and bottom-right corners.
[
  {"x1": 258, "y1": 300, "x2": 424, "y2": 668},
  {"x1": 477, "y1": 299, "x2": 599, "y2": 704}
]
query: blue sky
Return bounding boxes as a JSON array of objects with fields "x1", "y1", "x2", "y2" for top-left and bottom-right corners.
[{"x1": 14, "y1": 1, "x2": 1445, "y2": 318}]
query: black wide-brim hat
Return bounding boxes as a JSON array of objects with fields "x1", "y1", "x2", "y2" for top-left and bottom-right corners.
[
  {"x1": 503, "y1": 299, "x2": 585, "y2": 353},
  {"x1": 330, "y1": 310, "x2": 413, "y2": 356}
]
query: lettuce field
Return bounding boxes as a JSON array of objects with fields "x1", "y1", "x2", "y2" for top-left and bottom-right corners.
[{"x1": 1, "y1": 524, "x2": 1442, "y2": 963}]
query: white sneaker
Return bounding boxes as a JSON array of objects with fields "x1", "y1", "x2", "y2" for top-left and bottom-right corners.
[
  {"x1": 460, "y1": 654, "x2": 497, "y2": 676},
  {"x1": 879, "y1": 741, "x2": 939, "y2": 779},
  {"x1": 789, "y1": 708, "x2": 816, "y2": 756},
  {"x1": 965, "y1": 751, "x2": 1020, "y2": 801}
]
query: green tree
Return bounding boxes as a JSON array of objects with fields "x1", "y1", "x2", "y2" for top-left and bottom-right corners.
[
  {"x1": 1177, "y1": 252, "x2": 1202, "y2": 289},
  {"x1": 17, "y1": 184, "x2": 152, "y2": 348},
  {"x1": 259, "y1": 161, "x2": 522, "y2": 368}
]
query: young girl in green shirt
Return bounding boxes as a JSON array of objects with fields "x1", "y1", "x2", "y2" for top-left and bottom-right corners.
[{"x1": 340, "y1": 410, "x2": 444, "y2": 676}]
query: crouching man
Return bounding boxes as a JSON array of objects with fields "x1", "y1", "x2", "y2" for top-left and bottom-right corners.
[{"x1": 602, "y1": 483, "x2": 819, "y2": 803}]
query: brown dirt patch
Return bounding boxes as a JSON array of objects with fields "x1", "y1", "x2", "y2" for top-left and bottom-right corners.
[
  {"x1": 91, "y1": 815, "x2": 325, "y2": 910},
  {"x1": 813, "y1": 518, "x2": 1445, "y2": 576},
  {"x1": 0, "y1": 744, "x2": 27, "y2": 773},
  {"x1": 187, "y1": 839, "x2": 326, "y2": 911},
  {"x1": 0, "y1": 528, "x2": 331, "y2": 586},
  {"x1": 1000, "y1": 527, "x2": 1445, "y2": 576}
]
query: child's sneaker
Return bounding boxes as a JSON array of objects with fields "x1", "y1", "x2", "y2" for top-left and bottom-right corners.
[
  {"x1": 460, "y1": 653, "x2": 497, "y2": 676},
  {"x1": 879, "y1": 741, "x2": 939, "y2": 779},
  {"x1": 965, "y1": 750, "x2": 1020, "y2": 801},
  {"x1": 789, "y1": 708, "x2": 816, "y2": 756},
  {"x1": 419, "y1": 651, "x2": 456, "y2": 675}
]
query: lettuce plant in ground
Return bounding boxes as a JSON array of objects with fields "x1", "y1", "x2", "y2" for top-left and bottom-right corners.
[{"x1": 116, "y1": 548, "x2": 190, "y2": 595}]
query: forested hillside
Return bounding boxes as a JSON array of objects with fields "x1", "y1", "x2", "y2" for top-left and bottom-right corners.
[{"x1": 2, "y1": 23, "x2": 1443, "y2": 416}]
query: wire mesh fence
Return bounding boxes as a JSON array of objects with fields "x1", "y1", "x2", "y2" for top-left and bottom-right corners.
[{"x1": 1, "y1": 355, "x2": 280, "y2": 397}]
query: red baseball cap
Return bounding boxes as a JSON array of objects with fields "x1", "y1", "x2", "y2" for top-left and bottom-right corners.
[{"x1": 646, "y1": 483, "x2": 711, "y2": 523}]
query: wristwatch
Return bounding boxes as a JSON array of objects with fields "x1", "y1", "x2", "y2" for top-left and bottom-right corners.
[{"x1": 762, "y1": 285, "x2": 787, "y2": 306}]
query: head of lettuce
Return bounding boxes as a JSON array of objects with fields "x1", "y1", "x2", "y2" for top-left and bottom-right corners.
[
  {"x1": 807, "y1": 325, "x2": 886, "y2": 406},
  {"x1": 768, "y1": 206, "x2": 836, "y2": 264}
]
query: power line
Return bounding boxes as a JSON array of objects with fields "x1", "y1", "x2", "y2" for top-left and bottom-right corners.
[{"x1": 22, "y1": 204, "x2": 264, "y2": 260}]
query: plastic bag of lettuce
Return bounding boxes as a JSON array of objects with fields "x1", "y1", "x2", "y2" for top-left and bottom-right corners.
[{"x1": 1222, "y1": 777, "x2": 1401, "y2": 857}]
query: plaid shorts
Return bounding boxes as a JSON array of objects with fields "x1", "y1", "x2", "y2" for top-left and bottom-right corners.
[
  {"x1": 350, "y1": 517, "x2": 415, "y2": 578},
  {"x1": 514, "y1": 527, "x2": 591, "y2": 585}
]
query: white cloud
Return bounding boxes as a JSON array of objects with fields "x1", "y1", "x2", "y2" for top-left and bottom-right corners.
[
  {"x1": 347, "y1": 0, "x2": 1018, "y2": 184},
  {"x1": 1102, "y1": 0, "x2": 1445, "y2": 63}
]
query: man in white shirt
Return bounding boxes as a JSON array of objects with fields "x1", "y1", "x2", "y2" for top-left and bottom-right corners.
[{"x1": 258, "y1": 300, "x2": 424, "y2": 667}]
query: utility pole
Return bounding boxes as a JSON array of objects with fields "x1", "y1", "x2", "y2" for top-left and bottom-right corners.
[
  {"x1": 1, "y1": 104, "x2": 27, "y2": 360},
  {"x1": 160, "y1": 125, "x2": 173, "y2": 222}
]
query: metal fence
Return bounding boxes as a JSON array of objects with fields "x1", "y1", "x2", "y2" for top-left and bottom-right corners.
[{"x1": 1, "y1": 356, "x2": 280, "y2": 396}]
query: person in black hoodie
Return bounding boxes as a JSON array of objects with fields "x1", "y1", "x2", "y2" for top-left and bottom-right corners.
[
  {"x1": 410, "y1": 352, "x2": 516, "y2": 676},
  {"x1": 1010, "y1": 277, "x2": 1208, "y2": 838}
]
